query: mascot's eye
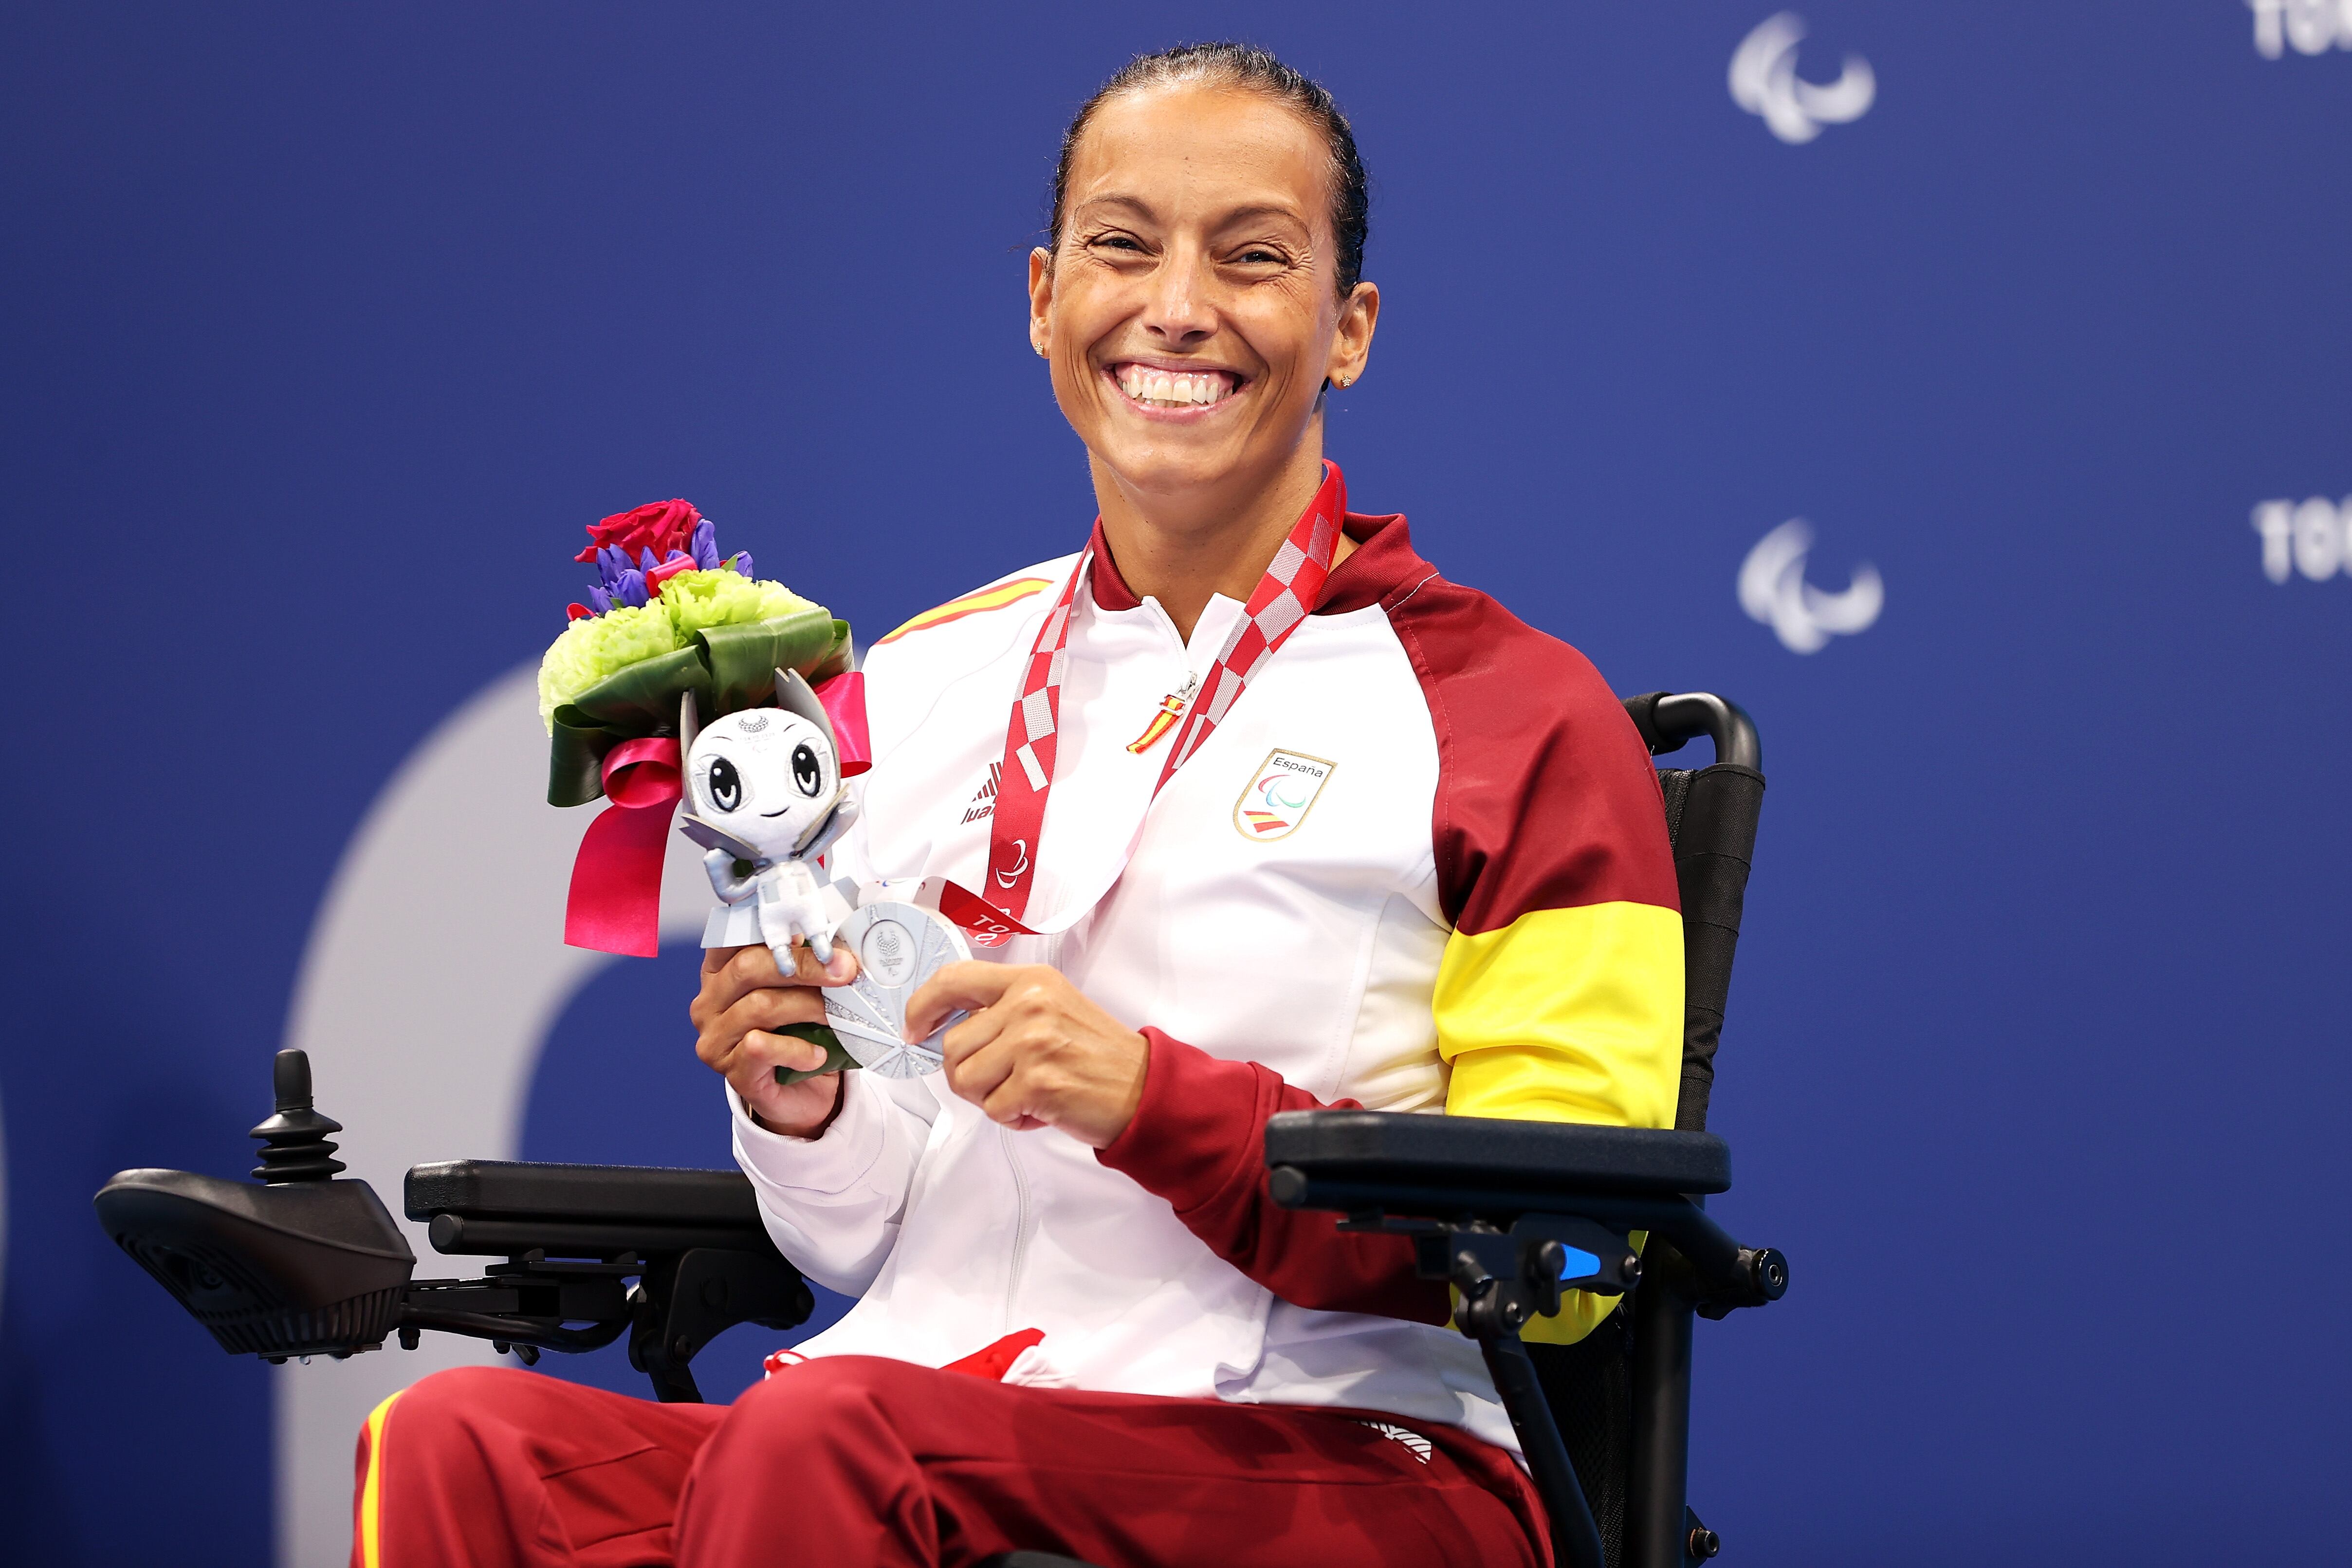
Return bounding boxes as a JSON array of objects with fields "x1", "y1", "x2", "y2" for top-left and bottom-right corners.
[
  {"x1": 791, "y1": 742, "x2": 823, "y2": 797},
  {"x1": 706, "y1": 756, "x2": 743, "y2": 812}
]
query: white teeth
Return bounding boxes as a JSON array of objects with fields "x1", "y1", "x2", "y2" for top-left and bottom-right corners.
[{"x1": 1117, "y1": 365, "x2": 1232, "y2": 407}]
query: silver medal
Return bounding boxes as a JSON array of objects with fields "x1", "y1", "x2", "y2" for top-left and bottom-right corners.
[{"x1": 822, "y1": 902, "x2": 971, "y2": 1079}]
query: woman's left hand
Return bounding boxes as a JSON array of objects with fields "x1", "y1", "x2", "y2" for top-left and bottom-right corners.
[{"x1": 904, "y1": 963, "x2": 1149, "y2": 1147}]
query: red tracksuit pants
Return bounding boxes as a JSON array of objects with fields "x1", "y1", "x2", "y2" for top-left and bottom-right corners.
[{"x1": 352, "y1": 1355, "x2": 1550, "y2": 1568}]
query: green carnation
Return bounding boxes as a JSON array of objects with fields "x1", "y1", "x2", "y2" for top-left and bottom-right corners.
[
  {"x1": 538, "y1": 604, "x2": 684, "y2": 732},
  {"x1": 658, "y1": 568, "x2": 813, "y2": 641},
  {"x1": 536, "y1": 573, "x2": 823, "y2": 732}
]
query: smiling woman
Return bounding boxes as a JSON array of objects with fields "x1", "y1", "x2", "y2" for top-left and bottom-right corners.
[
  {"x1": 1029, "y1": 44, "x2": 1379, "y2": 643},
  {"x1": 359, "y1": 42, "x2": 1684, "y2": 1568}
]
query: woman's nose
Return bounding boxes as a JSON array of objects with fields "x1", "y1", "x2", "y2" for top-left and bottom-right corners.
[{"x1": 1139, "y1": 250, "x2": 1215, "y2": 345}]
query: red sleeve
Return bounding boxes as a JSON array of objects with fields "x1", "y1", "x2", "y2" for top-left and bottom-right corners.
[
  {"x1": 1093, "y1": 1028, "x2": 1449, "y2": 1325},
  {"x1": 1320, "y1": 511, "x2": 1677, "y2": 934},
  {"x1": 1384, "y1": 574, "x2": 1678, "y2": 934}
]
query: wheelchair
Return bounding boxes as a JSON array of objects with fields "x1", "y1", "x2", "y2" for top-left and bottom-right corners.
[{"x1": 95, "y1": 690, "x2": 1782, "y2": 1568}]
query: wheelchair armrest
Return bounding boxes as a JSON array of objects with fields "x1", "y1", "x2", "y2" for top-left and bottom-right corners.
[
  {"x1": 404, "y1": 1160, "x2": 773, "y2": 1256},
  {"x1": 1264, "y1": 1109, "x2": 1729, "y2": 1204},
  {"x1": 406, "y1": 1160, "x2": 764, "y2": 1228},
  {"x1": 1264, "y1": 1111, "x2": 1778, "y2": 1310},
  {"x1": 401, "y1": 1160, "x2": 808, "y2": 1402}
]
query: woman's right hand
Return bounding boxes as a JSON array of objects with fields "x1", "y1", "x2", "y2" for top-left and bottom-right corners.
[{"x1": 691, "y1": 942, "x2": 860, "y2": 1137}]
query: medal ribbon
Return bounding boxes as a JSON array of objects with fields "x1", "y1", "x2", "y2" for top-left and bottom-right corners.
[{"x1": 977, "y1": 461, "x2": 1346, "y2": 926}]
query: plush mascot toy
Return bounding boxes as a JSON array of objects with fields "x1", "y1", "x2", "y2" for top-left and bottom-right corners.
[{"x1": 678, "y1": 669, "x2": 859, "y2": 968}]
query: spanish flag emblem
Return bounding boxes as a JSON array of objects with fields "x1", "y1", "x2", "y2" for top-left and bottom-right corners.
[{"x1": 877, "y1": 577, "x2": 1054, "y2": 645}]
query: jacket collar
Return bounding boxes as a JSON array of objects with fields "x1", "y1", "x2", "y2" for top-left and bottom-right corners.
[
  {"x1": 1083, "y1": 478, "x2": 1429, "y2": 617},
  {"x1": 1316, "y1": 511, "x2": 1429, "y2": 614}
]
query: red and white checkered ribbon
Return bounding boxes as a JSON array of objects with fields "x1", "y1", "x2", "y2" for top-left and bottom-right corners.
[{"x1": 977, "y1": 462, "x2": 1346, "y2": 926}]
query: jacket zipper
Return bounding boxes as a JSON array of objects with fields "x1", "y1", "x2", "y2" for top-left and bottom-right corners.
[
  {"x1": 992, "y1": 622, "x2": 1176, "y2": 1335},
  {"x1": 999, "y1": 1123, "x2": 1033, "y2": 1332}
]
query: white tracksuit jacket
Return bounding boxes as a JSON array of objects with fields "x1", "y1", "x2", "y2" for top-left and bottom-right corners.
[{"x1": 728, "y1": 493, "x2": 1686, "y2": 1455}]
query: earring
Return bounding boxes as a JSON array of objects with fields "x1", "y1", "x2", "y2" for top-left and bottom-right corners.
[{"x1": 1335, "y1": 375, "x2": 1352, "y2": 387}]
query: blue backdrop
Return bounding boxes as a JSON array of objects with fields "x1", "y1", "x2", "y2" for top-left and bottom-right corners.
[{"x1": 4, "y1": 3, "x2": 2347, "y2": 1563}]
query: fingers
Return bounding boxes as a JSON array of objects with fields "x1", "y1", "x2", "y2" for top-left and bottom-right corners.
[
  {"x1": 731, "y1": 1026, "x2": 833, "y2": 1080},
  {"x1": 944, "y1": 1032, "x2": 1018, "y2": 1119},
  {"x1": 696, "y1": 941, "x2": 858, "y2": 1026},
  {"x1": 698, "y1": 945, "x2": 787, "y2": 1021},
  {"x1": 947, "y1": 1031, "x2": 1074, "y2": 1134},
  {"x1": 692, "y1": 938, "x2": 855, "y2": 1142},
  {"x1": 936, "y1": 1000, "x2": 1006, "y2": 1070},
  {"x1": 976, "y1": 1065, "x2": 1051, "y2": 1134},
  {"x1": 773, "y1": 940, "x2": 857, "y2": 987},
  {"x1": 930, "y1": 965, "x2": 1149, "y2": 1146},
  {"x1": 905, "y1": 960, "x2": 1022, "y2": 1041},
  {"x1": 735, "y1": 1053, "x2": 845, "y2": 1140},
  {"x1": 773, "y1": 939, "x2": 856, "y2": 985},
  {"x1": 696, "y1": 985, "x2": 830, "y2": 1073}
]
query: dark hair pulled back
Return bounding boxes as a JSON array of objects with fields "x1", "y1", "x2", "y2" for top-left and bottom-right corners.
[{"x1": 1048, "y1": 42, "x2": 1370, "y2": 298}]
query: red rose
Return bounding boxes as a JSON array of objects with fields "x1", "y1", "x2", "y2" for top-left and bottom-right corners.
[{"x1": 575, "y1": 499, "x2": 701, "y2": 564}]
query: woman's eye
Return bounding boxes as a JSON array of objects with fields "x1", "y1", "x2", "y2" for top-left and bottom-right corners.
[
  {"x1": 706, "y1": 756, "x2": 742, "y2": 812},
  {"x1": 1234, "y1": 248, "x2": 1285, "y2": 266},
  {"x1": 1090, "y1": 234, "x2": 1145, "y2": 253}
]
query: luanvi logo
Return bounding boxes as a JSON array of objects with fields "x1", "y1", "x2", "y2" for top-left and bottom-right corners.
[
  {"x1": 960, "y1": 761, "x2": 1002, "y2": 824},
  {"x1": 2251, "y1": 497, "x2": 2352, "y2": 583},
  {"x1": 1729, "y1": 13, "x2": 1875, "y2": 145},
  {"x1": 2247, "y1": 0, "x2": 2352, "y2": 57},
  {"x1": 1738, "y1": 520, "x2": 1884, "y2": 654}
]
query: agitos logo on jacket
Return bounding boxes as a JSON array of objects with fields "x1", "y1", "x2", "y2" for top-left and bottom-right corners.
[{"x1": 1234, "y1": 750, "x2": 1335, "y2": 840}]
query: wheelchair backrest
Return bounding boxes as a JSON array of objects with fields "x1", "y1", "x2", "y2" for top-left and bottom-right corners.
[{"x1": 1617, "y1": 694, "x2": 1765, "y2": 1134}]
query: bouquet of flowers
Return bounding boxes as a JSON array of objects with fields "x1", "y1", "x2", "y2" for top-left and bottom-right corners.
[{"x1": 540, "y1": 499, "x2": 862, "y2": 955}]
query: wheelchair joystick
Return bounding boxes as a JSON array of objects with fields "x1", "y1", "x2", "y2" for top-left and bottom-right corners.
[
  {"x1": 248, "y1": 1049, "x2": 349, "y2": 1184},
  {"x1": 98, "y1": 1045, "x2": 820, "y2": 1398},
  {"x1": 93, "y1": 1049, "x2": 418, "y2": 1359}
]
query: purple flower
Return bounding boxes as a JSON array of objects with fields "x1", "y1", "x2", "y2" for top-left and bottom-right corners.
[
  {"x1": 638, "y1": 547, "x2": 661, "y2": 574},
  {"x1": 731, "y1": 550, "x2": 754, "y2": 578},
  {"x1": 581, "y1": 546, "x2": 652, "y2": 614},
  {"x1": 690, "y1": 519, "x2": 719, "y2": 570}
]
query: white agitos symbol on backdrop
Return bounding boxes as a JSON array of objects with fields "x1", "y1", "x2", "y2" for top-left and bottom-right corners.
[
  {"x1": 1730, "y1": 13, "x2": 1876, "y2": 145},
  {"x1": 1739, "y1": 519, "x2": 1884, "y2": 654}
]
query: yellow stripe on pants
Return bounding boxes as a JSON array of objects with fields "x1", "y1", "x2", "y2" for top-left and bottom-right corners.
[{"x1": 358, "y1": 1389, "x2": 404, "y2": 1568}]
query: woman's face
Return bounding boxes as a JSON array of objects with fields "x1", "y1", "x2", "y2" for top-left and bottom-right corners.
[{"x1": 1030, "y1": 83, "x2": 1377, "y2": 507}]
